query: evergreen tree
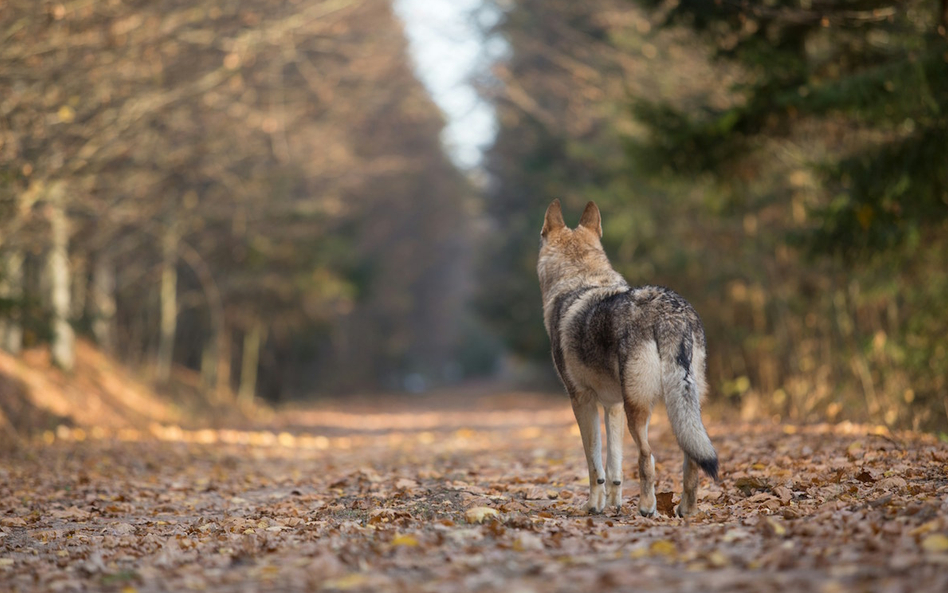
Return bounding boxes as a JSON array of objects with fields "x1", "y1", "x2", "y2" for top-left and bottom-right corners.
[{"x1": 630, "y1": 0, "x2": 948, "y2": 255}]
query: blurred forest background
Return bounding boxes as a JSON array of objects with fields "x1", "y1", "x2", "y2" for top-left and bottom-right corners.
[{"x1": 1, "y1": 0, "x2": 946, "y2": 431}]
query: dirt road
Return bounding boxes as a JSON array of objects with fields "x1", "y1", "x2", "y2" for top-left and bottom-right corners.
[{"x1": 2, "y1": 392, "x2": 947, "y2": 592}]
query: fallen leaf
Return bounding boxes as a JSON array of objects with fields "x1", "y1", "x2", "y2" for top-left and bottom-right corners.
[
  {"x1": 499, "y1": 501, "x2": 529, "y2": 513},
  {"x1": 464, "y1": 507, "x2": 499, "y2": 524},
  {"x1": 513, "y1": 532, "x2": 544, "y2": 551},
  {"x1": 877, "y1": 476, "x2": 907, "y2": 491},
  {"x1": 910, "y1": 521, "x2": 941, "y2": 537},
  {"x1": 110, "y1": 522, "x2": 136, "y2": 536},
  {"x1": 629, "y1": 546, "x2": 649, "y2": 559},
  {"x1": 650, "y1": 539, "x2": 677, "y2": 558},
  {"x1": 762, "y1": 517, "x2": 787, "y2": 537},
  {"x1": 921, "y1": 534, "x2": 948, "y2": 553},
  {"x1": 707, "y1": 551, "x2": 729, "y2": 567},
  {"x1": 747, "y1": 492, "x2": 777, "y2": 504},
  {"x1": 735, "y1": 476, "x2": 770, "y2": 495},
  {"x1": 323, "y1": 573, "x2": 368, "y2": 590},
  {"x1": 306, "y1": 552, "x2": 346, "y2": 580},
  {"x1": 723, "y1": 529, "x2": 751, "y2": 543},
  {"x1": 655, "y1": 492, "x2": 675, "y2": 517},
  {"x1": 391, "y1": 533, "x2": 419, "y2": 547},
  {"x1": 395, "y1": 478, "x2": 418, "y2": 490},
  {"x1": 51, "y1": 506, "x2": 91, "y2": 521},
  {"x1": 772, "y1": 486, "x2": 793, "y2": 503}
]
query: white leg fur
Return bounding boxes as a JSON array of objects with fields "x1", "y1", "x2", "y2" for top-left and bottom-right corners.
[
  {"x1": 571, "y1": 397, "x2": 606, "y2": 513},
  {"x1": 604, "y1": 404, "x2": 624, "y2": 510}
]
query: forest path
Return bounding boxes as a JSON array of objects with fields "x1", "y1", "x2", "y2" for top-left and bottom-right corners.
[{"x1": 2, "y1": 391, "x2": 947, "y2": 592}]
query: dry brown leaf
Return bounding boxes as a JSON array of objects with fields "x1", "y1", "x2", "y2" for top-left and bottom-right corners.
[
  {"x1": 655, "y1": 492, "x2": 676, "y2": 517},
  {"x1": 877, "y1": 476, "x2": 907, "y2": 490},
  {"x1": 921, "y1": 534, "x2": 948, "y2": 553},
  {"x1": 650, "y1": 539, "x2": 677, "y2": 558},
  {"x1": 772, "y1": 486, "x2": 793, "y2": 503},
  {"x1": 464, "y1": 507, "x2": 499, "y2": 524}
]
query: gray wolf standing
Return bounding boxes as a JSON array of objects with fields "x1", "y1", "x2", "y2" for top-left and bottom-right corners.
[{"x1": 537, "y1": 200, "x2": 718, "y2": 517}]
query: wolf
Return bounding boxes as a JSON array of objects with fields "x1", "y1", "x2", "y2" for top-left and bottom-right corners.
[{"x1": 537, "y1": 199, "x2": 718, "y2": 517}]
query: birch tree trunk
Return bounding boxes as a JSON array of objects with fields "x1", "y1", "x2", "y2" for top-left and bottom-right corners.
[
  {"x1": 156, "y1": 222, "x2": 178, "y2": 382},
  {"x1": 48, "y1": 182, "x2": 75, "y2": 370},
  {"x1": 238, "y1": 320, "x2": 265, "y2": 405},
  {"x1": 0, "y1": 249, "x2": 24, "y2": 354},
  {"x1": 90, "y1": 253, "x2": 117, "y2": 353}
]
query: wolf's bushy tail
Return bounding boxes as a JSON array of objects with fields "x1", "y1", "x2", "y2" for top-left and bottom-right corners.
[{"x1": 663, "y1": 361, "x2": 718, "y2": 480}]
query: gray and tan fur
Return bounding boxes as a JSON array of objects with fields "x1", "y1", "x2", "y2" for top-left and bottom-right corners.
[{"x1": 538, "y1": 199, "x2": 718, "y2": 517}]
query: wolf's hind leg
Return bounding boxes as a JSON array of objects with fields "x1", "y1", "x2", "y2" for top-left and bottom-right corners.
[
  {"x1": 625, "y1": 401, "x2": 656, "y2": 517},
  {"x1": 676, "y1": 456, "x2": 700, "y2": 517},
  {"x1": 571, "y1": 395, "x2": 606, "y2": 514},
  {"x1": 604, "y1": 403, "x2": 624, "y2": 510}
]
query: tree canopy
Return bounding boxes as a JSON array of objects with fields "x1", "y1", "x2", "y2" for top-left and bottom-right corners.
[{"x1": 0, "y1": 0, "x2": 473, "y2": 398}]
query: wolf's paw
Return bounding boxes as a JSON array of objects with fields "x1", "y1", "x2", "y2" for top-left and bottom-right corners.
[
  {"x1": 675, "y1": 490, "x2": 697, "y2": 517},
  {"x1": 606, "y1": 481, "x2": 622, "y2": 510},
  {"x1": 675, "y1": 498, "x2": 696, "y2": 517},
  {"x1": 587, "y1": 484, "x2": 607, "y2": 514},
  {"x1": 638, "y1": 495, "x2": 656, "y2": 518}
]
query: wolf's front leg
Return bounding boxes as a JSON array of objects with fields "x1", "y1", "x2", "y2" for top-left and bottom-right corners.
[
  {"x1": 604, "y1": 404, "x2": 624, "y2": 510},
  {"x1": 571, "y1": 396, "x2": 606, "y2": 514}
]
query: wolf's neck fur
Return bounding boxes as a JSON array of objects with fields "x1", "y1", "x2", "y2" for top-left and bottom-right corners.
[{"x1": 538, "y1": 247, "x2": 627, "y2": 325}]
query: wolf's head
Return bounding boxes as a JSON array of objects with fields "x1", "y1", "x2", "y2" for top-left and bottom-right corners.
[{"x1": 537, "y1": 200, "x2": 614, "y2": 298}]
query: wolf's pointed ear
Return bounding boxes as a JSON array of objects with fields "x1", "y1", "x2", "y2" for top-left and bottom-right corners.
[
  {"x1": 578, "y1": 201, "x2": 602, "y2": 237},
  {"x1": 541, "y1": 199, "x2": 566, "y2": 237}
]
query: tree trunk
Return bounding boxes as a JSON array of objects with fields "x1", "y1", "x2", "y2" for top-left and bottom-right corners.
[
  {"x1": 90, "y1": 253, "x2": 117, "y2": 353},
  {"x1": 0, "y1": 249, "x2": 24, "y2": 354},
  {"x1": 201, "y1": 339, "x2": 217, "y2": 389},
  {"x1": 216, "y1": 323, "x2": 231, "y2": 402},
  {"x1": 156, "y1": 222, "x2": 178, "y2": 382},
  {"x1": 48, "y1": 182, "x2": 75, "y2": 371},
  {"x1": 70, "y1": 255, "x2": 88, "y2": 320},
  {"x1": 199, "y1": 326, "x2": 234, "y2": 403},
  {"x1": 176, "y1": 240, "x2": 226, "y2": 399},
  {"x1": 238, "y1": 320, "x2": 265, "y2": 406}
]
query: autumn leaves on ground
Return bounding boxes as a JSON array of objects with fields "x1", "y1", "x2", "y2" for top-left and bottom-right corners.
[{"x1": 2, "y1": 348, "x2": 948, "y2": 592}]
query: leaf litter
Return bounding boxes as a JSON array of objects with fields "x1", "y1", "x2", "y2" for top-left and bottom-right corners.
[{"x1": 1, "y1": 397, "x2": 948, "y2": 592}]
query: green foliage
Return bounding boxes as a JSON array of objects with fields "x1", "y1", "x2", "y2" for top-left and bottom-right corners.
[
  {"x1": 630, "y1": 0, "x2": 948, "y2": 256},
  {"x1": 813, "y1": 123, "x2": 948, "y2": 255}
]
